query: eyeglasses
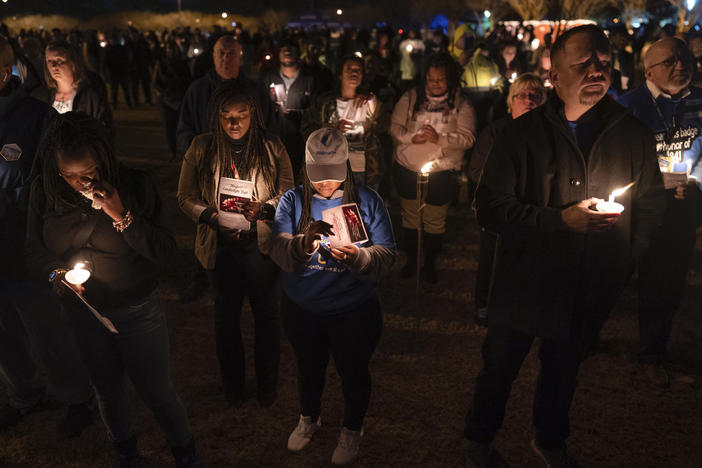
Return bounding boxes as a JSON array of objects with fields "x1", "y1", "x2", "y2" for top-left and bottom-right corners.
[
  {"x1": 648, "y1": 53, "x2": 693, "y2": 70},
  {"x1": 513, "y1": 91, "x2": 544, "y2": 102}
]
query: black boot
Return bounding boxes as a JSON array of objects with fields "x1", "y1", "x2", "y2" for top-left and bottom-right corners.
[
  {"x1": 115, "y1": 435, "x2": 140, "y2": 468},
  {"x1": 400, "y1": 228, "x2": 419, "y2": 278},
  {"x1": 171, "y1": 437, "x2": 202, "y2": 468},
  {"x1": 422, "y1": 232, "x2": 443, "y2": 284}
]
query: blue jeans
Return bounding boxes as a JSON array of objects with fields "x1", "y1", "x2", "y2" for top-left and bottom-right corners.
[
  {"x1": 0, "y1": 281, "x2": 92, "y2": 410},
  {"x1": 69, "y1": 291, "x2": 192, "y2": 446}
]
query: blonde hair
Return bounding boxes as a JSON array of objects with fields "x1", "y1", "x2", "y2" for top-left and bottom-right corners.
[
  {"x1": 506, "y1": 73, "x2": 547, "y2": 113},
  {"x1": 44, "y1": 41, "x2": 86, "y2": 90}
]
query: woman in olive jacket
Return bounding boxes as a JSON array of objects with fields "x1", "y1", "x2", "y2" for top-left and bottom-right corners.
[{"x1": 177, "y1": 80, "x2": 294, "y2": 407}]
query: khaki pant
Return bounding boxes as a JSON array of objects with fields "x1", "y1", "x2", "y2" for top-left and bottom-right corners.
[{"x1": 400, "y1": 197, "x2": 449, "y2": 234}]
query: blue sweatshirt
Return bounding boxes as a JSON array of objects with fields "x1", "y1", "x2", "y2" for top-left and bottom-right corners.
[
  {"x1": 619, "y1": 83, "x2": 702, "y2": 179},
  {"x1": 273, "y1": 185, "x2": 395, "y2": 315}
]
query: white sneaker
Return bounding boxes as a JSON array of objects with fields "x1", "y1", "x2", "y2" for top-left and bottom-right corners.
[
  {"x1": 331, "y1": 427, "x2": 363, "y2": 466},
  {"x1": 287, "y1": 415, "x2": 321, "y2": 452}
]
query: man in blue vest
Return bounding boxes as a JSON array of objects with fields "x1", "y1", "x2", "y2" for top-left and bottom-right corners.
[{"x1": 619, "y1": 37, "x2": 702, "y2": 387}]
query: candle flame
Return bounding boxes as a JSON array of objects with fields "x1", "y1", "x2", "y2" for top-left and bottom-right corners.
[
  {"x1": 74, "y1": 262, "x2": 86, "y2": 270},
  {"x1": 420, "y1": 161, "x2": 433, "y2": 175},
  {"x1": 611, "y1": 181, "x2": 635, "y2": 198}
]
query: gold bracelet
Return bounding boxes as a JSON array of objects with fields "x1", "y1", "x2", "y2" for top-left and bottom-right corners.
[{"x1": 112, "y1": 210, "x2": 133, "y2": 232}]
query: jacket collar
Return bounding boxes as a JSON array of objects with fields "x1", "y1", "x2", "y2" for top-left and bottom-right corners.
[
  {"x1": 544, "y1": 90, "x2": 627, "y2": 130},
  {"x1": 645, "y1": 79, "x2": 691, "y2": 100},
  {"x1": 0, "y1": 77, "x2": 27, "y2": 121}
]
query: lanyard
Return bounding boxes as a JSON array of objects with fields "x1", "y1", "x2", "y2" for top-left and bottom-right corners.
[
  {"x1": 651, "y1": 94, "x2": 684, "y2": 144},
  {"x1": 229, "y1": 157, "x2": 240, "y2": 180}
]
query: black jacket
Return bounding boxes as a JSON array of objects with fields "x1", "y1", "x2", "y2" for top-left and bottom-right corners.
[
  {"x1": 261, "y1": 66, "x2": 316, "y2": 132},
  {"x1": 477, "y1": 94, "x2": 666, "y2": 341},
  {"x1": 25, "y1": 166, "x2": 175, "y2": 308},
  {"x1": 33, "y1": 71, "x2": 113, "y2": 136},
  {"x1": 0, "y1": 77, "x2": 55, "y2": 280}
]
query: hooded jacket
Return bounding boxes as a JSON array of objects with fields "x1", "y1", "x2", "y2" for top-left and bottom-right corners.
[{"x1": 477, "y1": 93, "x2": 665, "y2": 341}]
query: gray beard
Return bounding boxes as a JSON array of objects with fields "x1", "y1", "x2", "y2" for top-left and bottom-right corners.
[{"x1": 579, "y1": 91, "x2": 603, "y2": 106}]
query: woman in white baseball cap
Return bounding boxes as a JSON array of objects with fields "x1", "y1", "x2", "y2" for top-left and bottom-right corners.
[{"x1": 270, "y1": 127, "x2": 396, "y2": 466}]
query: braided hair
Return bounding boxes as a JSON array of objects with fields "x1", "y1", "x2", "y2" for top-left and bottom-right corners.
[
  {"x1": 206, "y1": 80, "x2": 277, "y2": 198},
  {"x1": 413, "y1": 52, "x2": 462, "y2": 115},
  {"x1": 40, "y1": 112, "x2": 118, "y2": 209}
]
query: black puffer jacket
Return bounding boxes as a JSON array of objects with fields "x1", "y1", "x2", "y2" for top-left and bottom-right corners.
[{"x1": 477, "y1": 94, "x2": 666, "y2": 341}]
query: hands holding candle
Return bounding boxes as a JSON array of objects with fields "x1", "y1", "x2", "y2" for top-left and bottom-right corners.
[
  {"x1": 562, "y1": 198, "x2": 620, "y2": 233},
  {"x1": 562, "y1": 182, "x2": 635, "y2": 232},
  {"x1": 412, "y1": 124, "x2": 439, "y2": 144},
  {"x1": 595, "y1": 182, "x2": 634, "y2": 214},
  {"x1": 52, "y1": 262, "x2": 91, "y2": 296}
]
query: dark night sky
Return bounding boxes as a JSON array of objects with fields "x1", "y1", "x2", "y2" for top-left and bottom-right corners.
[{"x1": 0, "y1": 0, "x2": 328, "y2": 17}]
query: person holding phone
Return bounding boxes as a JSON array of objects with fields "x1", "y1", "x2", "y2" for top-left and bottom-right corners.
[
  {"x1": 177, "y1": 80, "x2": 294, "y2": 407},
  {"x1": 270, "y1": 128, "x2": 396, "y2": 466}
]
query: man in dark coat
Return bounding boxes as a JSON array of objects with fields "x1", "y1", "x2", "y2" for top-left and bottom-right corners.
[
  {"x1": 176, "y1": 35, "x2": 277, "y2": 157},
  {"x1": 261, "y1": 40, "x2": 316, "y2": 174},
  {"x1": 464, "y1": 25, "x2": 665, "y2": 468}
]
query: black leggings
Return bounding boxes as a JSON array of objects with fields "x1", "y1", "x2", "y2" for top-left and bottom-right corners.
[{"x1": 282, "y1": 295, "x2": 382, "y2": 431}]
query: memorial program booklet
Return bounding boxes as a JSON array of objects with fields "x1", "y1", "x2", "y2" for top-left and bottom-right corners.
[
  {"x1": 218, "y1": 177, "x2": 254, "y2": 231},
  {"x1": 661, "y1": 171, "x2": 689, "y2": 190},
  {"x1": 321, "y1": 203, "x2": 369, "y2": 248}
]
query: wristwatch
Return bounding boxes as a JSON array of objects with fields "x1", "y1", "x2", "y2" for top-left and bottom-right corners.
[{"x1": 48, "y1": 268, "x2": 69, "y2": 284}]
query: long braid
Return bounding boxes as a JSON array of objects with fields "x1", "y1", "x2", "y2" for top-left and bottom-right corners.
[
  {"x1": 40, "y1": 112, "x2": 119, "y2": 210},
  {"x1": 206, "y1": 81, "x2": 278, "y2": 198}
]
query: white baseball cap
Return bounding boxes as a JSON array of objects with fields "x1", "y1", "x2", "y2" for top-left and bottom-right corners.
[{"x1": 305, "y1": 128, "x2": 349, "y2": 183}]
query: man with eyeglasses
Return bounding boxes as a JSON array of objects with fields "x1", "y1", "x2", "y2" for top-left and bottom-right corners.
[{"x1": 619, "y1": 37, "x2": 702, "y2": 387}]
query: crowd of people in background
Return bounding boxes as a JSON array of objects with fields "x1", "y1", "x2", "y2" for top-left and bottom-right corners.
[{"x1": 1, "y1": 14, "x2": 701, "y2": 468}]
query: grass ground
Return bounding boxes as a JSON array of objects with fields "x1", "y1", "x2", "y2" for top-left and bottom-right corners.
[{"x1": 1, "y1": 105, "x2": 701, "y2": 467}]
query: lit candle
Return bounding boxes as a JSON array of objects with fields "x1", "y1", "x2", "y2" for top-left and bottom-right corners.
[
  {"x1": 420, "y1": 161, "x2": 434, "y2": 176},
  {"x1": 596, "y1": 182, "x2": 634, "y2": 214},
  {"x1": 65, "y1": 262, "x2": 91, "y2": 285}
]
